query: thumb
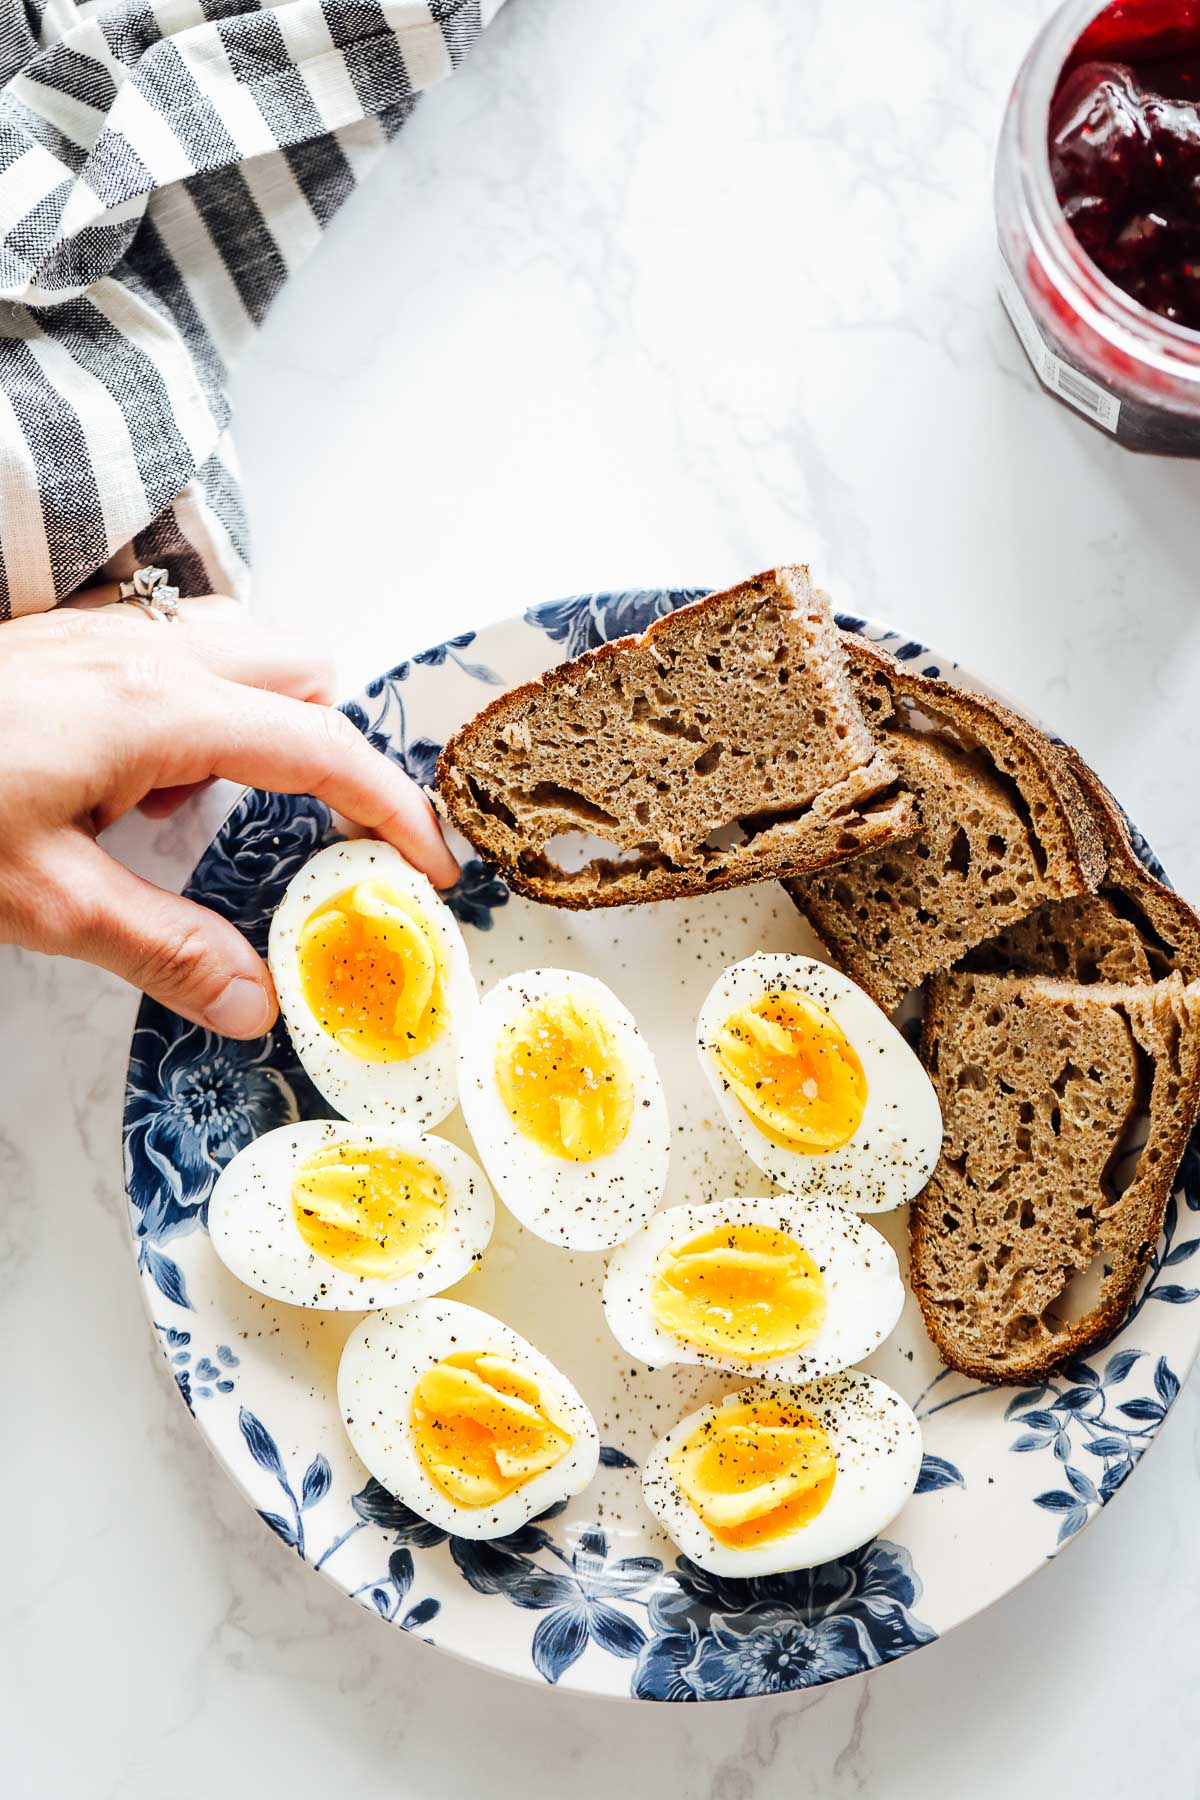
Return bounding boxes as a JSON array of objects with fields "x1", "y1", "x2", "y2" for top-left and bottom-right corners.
[{"x1": 61, "y1": 841, "x2": 278, "y2": 1038}]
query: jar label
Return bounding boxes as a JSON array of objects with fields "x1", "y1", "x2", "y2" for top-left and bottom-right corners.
[{"x1": 997, "y1": 257, "x2": 1121, "y2": 434}]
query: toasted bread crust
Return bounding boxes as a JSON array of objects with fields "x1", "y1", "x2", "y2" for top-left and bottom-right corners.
[
  {"x1": 436, "y1": 571, "x2": 918, "y2": 908},
  {"x1": 474, "y1": 783, "x2": 916, "y2": 908},
  {"x1": 1067, "y1": 751, "x2": 1200, "y2": 979},
  {"x1": 961, "y1": 750, "x2": 1200, "y2": 987},
  {"x1": 787, "y1": 635, "x2": 1106, "y2": 1008},
  {"x1": 912, "y1": 972, "x2": 1200, "y2": 1384},
  {"x1": 844, "y1": 635, "x2": 1106, "y2": 889}
]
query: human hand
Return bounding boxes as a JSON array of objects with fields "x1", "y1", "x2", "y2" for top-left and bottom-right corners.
[{"x1": 0, "y1": 597, "x2": 459, "y2": 1037}]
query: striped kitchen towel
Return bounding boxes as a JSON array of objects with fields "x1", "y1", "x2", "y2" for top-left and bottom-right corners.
[{"x1": 0, "y1": 0, "x2": 505, "y2": 619}]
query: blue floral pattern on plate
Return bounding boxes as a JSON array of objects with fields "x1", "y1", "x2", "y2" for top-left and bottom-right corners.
[
  {"x1": 122, "y1": 591, "x2": 1200, "y2": 1699},
  {"x1": 156, "y1": 1326, "x2": 240, "y2": 1410},
  {"x1": 125, "y1": 1014, "x2": 312, "y2": 1308},
  {"x1": 633, "y1": 1539, "x2": 935, "y2": 1700},
  {"x1": 525, "y1": 589, "x2": 709, "y2": 657},
  {"x1": 236, "y1": 1412, "x2": 443, "y2": 1632}
]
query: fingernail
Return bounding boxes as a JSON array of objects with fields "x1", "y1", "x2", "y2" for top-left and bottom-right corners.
[{"x1": 207, "y1": 977, "x2": 273, "y2": 1039}]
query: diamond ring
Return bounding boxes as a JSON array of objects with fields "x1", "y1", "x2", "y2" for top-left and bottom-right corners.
[{"x1": 118, "y1": 565, "x2": 181, "y2": 623}]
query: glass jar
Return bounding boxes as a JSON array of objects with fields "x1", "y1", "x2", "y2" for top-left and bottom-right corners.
[{"x1": 996, "y1": 0, "x2": 1200, "y2": 454}]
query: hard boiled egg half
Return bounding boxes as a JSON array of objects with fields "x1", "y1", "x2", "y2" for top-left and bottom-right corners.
[
  {"x1": 697, "y1": 953, "x2": 941, "y2": 1210},
  {"x1": 270, "y1": 840, "x2": 475, "y2": 1130},
  {"x1": 642, "y1": 1371, "x2": 922, "y2": 1577},
  {"x1": 338, "y1": 1299, "x2": 600, "y2": 1538},
  {"x1": 602, "y1": 1194, "x2": 903, "y2": 1381},
  {"x1": 458, "y1": 968, "x2": 670, "y2": 1250},
  {"x1": 209, "y1": 1120, "x2": 494, "y2": 1310}
]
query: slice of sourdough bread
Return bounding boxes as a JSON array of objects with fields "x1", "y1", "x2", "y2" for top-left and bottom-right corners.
[
  {"x1": 786, "y1": 637, "x2": 1106, "y2": 1010},
  {"x1": 912, "y1": 969, "x2": 1200, "y2": 1383},
  {"x1": 963, "y1": 751, "x2": 1200, "y2": 984},
  {"x1": 436, "y1": 569, "x2": 918, "y2": 908}
]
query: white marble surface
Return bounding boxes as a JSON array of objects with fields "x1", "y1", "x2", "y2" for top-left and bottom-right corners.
[{"x1": 5, "y1": 0, "x2": 1200, "y2": 1791}]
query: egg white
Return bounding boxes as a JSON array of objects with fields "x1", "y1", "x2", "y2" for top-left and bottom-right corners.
[
  {"x1": 641, "y1": 1371, "x2": 923, "y2": 1577},
  {"x1": 269, "y1": 839, "x2": 475, "y2": 1130},
  {"x1": 697, "y1": 953, "x2": 942, "y2": 1211},
  {"x1": 208, "y1": 1120, "x2": 494, "y2": 1311},
  {"x1": 338, "y1": 1299, "x2": 600, "y2": 1539},
  {"x1": 602, "y1": 1193, "x2": 903, "y2": 1380},
  {"x1": 457, "y1": 968, "x2": 670, "y2": 1251}
]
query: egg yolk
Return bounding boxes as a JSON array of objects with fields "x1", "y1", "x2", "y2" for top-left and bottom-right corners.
[
  {"x1": 670, "y1": 1396, "x2": 837, "y2": 1549},
  {"x1": 291, "y1": 1141, "x2": 448, "y2": 1279},
  {"x1": 410, "y1": 1351, "x2": 574, "y2": 1507},
  {"x1": 494, "y1": 993, "x2": 634, "y2": 1161},
  {"x1": 296, "y1": 880, "x2": 447, "y2": 1061},
  {"x1": 651, "y1": 1223, "x2": 827, "y2": 1361},
  {"x1": 713, "y1": 989, "x2": 867, "y2": 1153}
]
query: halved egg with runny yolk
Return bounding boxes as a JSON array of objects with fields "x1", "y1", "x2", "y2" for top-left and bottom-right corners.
[
  {"x1": 642, "y1": 1372, "x2": 923, "y2": 1576},
  {"x1": 697, "y1": 953, "x2": 943, "y2": 1212},
  {"x1": 338, "y1": 1299, "x2": 600, "y2": 1539},
  {"x1": 458, "y1": 969, "x2": 670, "y2": 1250},
  {"x1": 291, "y1": 1139, "x2": 448, "y2": 1281},
  {"x1": 713, "y1": 990, "x2": 867, "y2": 1152},
  {"x1": 602, "y1": 1194, "x2": 904, "y2": 1381},
  {"x1": 494, "y1": 991, "x2": 634, "y2": 1161},
  {"x1": 410, "y1": 1350, "x2": 574, "y2": 1507},
  {"x1": 650, "y1": 1222, "x2": 827, "y2": 1361},
  {"x1": 669, "y1": 1393, "x2": 837, "y2": 1550},
  {"x1": 208, "y1": 1120, "x2": 494, "y2": 1311},
  {"x1": 297, "y1": 879, "x2": 447, "y2": 1061},
  {"x1": 270, "y1": 841, "x2": 476, "y2": 1130}
]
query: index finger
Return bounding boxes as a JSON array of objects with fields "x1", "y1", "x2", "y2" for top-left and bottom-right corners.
[{"x1": 185, "y1": 681, "x2": 460, "y2": 888}]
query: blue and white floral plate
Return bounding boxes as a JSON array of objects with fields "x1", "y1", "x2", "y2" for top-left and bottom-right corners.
[{"x1": 122, "y1": 592, "x2": 1200, "y2": 1701}]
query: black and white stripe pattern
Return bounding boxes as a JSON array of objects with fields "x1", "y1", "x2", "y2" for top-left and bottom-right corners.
[{"x1": 0, "y1": 0, "x2": 502, "y2": 619}]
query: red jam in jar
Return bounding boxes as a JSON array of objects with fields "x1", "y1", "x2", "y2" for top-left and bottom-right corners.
[
  {"x1": 996, "y1": 0, "x2": 1200, "y2": 453},
  {"x1": 1052, "y1": 2, "x2": 1200, "y2": 330}
]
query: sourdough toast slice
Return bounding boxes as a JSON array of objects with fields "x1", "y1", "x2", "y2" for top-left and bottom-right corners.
[
  {"x1": 963, "y1": 750, "x2": 1200, "y2": 983},
  {"x1": 912, "y1": 970, "x2": 1200, "y2": 1384},
  {"x1": 436, "y1": 569, "x2": 918, "y2": 908},
  {"x1": 787, "y1": 637, "x2": 1106, "y2": 1009}
]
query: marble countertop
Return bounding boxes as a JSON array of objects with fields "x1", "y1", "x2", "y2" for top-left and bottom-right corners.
[{"x1": 6, "y1": 0, "x2": 1200, "y2": 1792}]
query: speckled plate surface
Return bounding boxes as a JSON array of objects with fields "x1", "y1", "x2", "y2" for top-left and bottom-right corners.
[{"x1": 122, "y1": 591, "x2": 1200, "y2": 1701}]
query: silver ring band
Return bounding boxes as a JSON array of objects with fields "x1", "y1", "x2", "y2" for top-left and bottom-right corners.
[{"x1": 118, "y1": 565, "x2": 181, "y2": 623}]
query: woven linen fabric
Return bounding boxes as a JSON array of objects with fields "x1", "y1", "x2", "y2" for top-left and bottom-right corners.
[{"x1": 0, "y1": 0, "x2": 504, "y2": 620}]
